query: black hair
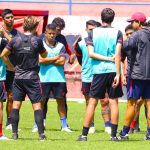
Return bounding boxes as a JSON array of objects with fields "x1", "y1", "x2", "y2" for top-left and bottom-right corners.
[
  {"x1": 1, "y1": 9, "x2": 13, "y2": 18},
  {"x1": 147, "y1": 20, "x2": 150, "y2": 27},
  {"x1": 125, "y1": 24, "x2": 133, "y2": 32},
  {"x1": 46, "y1": 23, "x2": 56, "y2": 31},
  {"x1": 52, "y1": 17, "x2": 65, "y2": 29},
  {"x1": 101, "y1": 8, "x2": 115, "y2": 23},
  {"x1": 86, "y1": 20, "x2": 101, "y2": 28},
  {"x1": 95, "y1": 21, "x2": 101, "y2": 27}
]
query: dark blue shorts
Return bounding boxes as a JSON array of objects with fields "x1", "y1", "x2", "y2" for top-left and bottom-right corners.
[
  {"x1": 127, "y1": 79, "x2": 150, "y2": 100},
  {"x1": 41, "y1": 82, "x2": 67, "y2": 100},
  {"x1": 89, "y1": 73, "x2": 123, "y2": 99},
  {"x1": 81, "y1": 82, "x2": 91, "y2": 96},
  {"x1": 5, "y1": 70, "x2": 15, "y2": 92},
  {"x1": 12, "y1": 79, "x2": 43, "y2": 104},
  {"x1": 0, "y1": 81, "x2": 6, "y2": 102}
]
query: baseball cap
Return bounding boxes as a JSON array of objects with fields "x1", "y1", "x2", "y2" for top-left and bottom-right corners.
[{"x1": 127, "y1": 12, "x2": 146, "y2": 23}]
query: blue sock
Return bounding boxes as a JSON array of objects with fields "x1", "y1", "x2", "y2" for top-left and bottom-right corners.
[
  {"x1": 90, "y1": 122, "x2": 94, "y2": 127},
  {"x1": 121, "y1": 126, "x2": 130, "y2": 136},
  {"x1": 105, "y1": 121, "x2": 111, "y2": 127},
  {"x1": 60, "y1": 117, "x2": 67, "y2": 128},
  {"x1": 147, "y1": 127, "x2": 150, "y2": 135}
]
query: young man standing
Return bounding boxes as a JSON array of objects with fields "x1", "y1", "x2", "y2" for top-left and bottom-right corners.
[
  {"x1": 75, "y1": 20, "x2": 112, "y2": 134},
  {"x1": 77, "y1": 8, "x2": 123, "y2": 141},
  {"x1": 1, "y1": 9, "x2": 20, "y2": 130},
  {"x1": 39, "y1": 24, "x2": 72, "y2": 132},
  {"x1": 1, "y1": 16, "x2": 47, "y2": 140},
  {"x1": 119, "y1": 12, "x2": 150, "y2": 140}
]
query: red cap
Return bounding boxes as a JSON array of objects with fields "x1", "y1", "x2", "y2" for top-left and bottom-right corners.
[{"x1": 127, "y1": 12, "x2": 146, "y2": 23}]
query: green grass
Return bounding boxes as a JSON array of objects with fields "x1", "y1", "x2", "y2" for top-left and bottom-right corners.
[{"x1": 0, "y1": 101, "x2": 150, "y2": 150}]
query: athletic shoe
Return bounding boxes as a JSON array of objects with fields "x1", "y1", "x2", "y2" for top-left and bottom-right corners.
[
  {"x1": 110, "y1": 136, "x2": 121, "y2": 141},
  {"x1": 61, "y1": 127, "x2": 73, "y2": 133},
  {"x1": 88, "y1": 127, "x2": 95, "y2": 134},
  {"x1": 6, "y1": 124, "x2": 12, "y2": 130},
  {"x1": 76, "y1": 135, "x2": 87, "y2": 141},
  {"x1": 32, "y1": 124, "x2": 38, "y2": 133},
  {"x1": 39, "y1": 133, "x2": 46, "y2": 141},
  {"x1": 128, "y1": 128, "x2": 134, "y2": 134},
  {"x1": 134, "y1": 128, "x2": 140, "y2": 133},
  {"x1": 118, "y1": 131, "x2": 129, "y2": 140},
  {"x1": 12, "y1": 133, "x2": 18, "y2": 140},
  {"x1": 105, "y1": 127, "x2": 111, "y2": 134},
  {"x1": 0, "y1": 135, "x2": 9, "y2": 140}
]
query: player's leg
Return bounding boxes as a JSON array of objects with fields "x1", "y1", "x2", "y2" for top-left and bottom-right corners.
[
  {"x1": 100, "y1": 97, "x2": 111, "y2": 134},
  {"x1": 77, "y1": 74, "x2": 106, "y2": 141},
  {"x1": 129, "y1": 98, "x2": 143, "y2": 133},
  {"x1": 27, "y1": 79, "x2": 46, "y2": 140},
  {"x1": 82, "y1": 82, "x2": 95, "y2": 134},
  {"x1": 119, "y1": 79, "x2": 142, "y2": 140},
  {"x1": 0, "y1": 81, "x2": 8, "y2": 140}
]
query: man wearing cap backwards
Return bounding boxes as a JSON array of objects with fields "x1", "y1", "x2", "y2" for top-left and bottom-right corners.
[{"x1": 119, "y1": 12, "x2": 150, "y2": 140}]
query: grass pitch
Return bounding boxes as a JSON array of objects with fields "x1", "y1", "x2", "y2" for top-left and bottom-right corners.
[{"x1": 0, "y1": 101, "x2": 150, "y2": 150}]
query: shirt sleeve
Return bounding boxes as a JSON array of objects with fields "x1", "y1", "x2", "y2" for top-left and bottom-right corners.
[
  {"x1": 117, "y1": 30, "x2": 123, "y2": 44},
  {"x1": 75, "y1": 43, "x2": 82, "y2": 66},
  {"x1": 38, "y1": 38, "x2": 46, "y2": 54},
  {"x1": 6, "y1": 38, "x2": 15, "y2": 52},
  {"x1": 59, "y1": 45, "x2": 67, "y2": 58},
  {"x1": 87, "y1": 31, "x2": 93, "y2": 46}
]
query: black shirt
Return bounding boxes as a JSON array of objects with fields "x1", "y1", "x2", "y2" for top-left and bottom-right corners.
[{"x1": 6, "y1": 33, "x2": 46, "y2": 79}]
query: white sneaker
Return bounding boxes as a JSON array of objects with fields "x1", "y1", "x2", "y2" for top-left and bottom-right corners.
[
  {"x1": 61, "y1": 127, "x2": 73, "y2": 133},
  {"x1": 0, "y1": 135, "x2": 9, "y2": 140},
  {"x1": 105, "y1": 127, "x2": 111, "y2": 134},
  {"x1": 5, "y1": 124, "x2": 12, "y2": 130},
  {"x1": 32, "y1": 124, "x2": 38, "y2": 133},
  {"x1": 88, "y1": 127, "x2": 95, "y2": 134}
]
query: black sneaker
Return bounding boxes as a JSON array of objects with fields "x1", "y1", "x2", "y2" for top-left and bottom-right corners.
[
  {"x1": 12, "y1": 133, "x2": 18, "y2": 140},
  {"x1": 144, "y1": 133, "x2": 150, "y2": 140},
  {"x1": 110, "y1": 136, "x2": 121, "y2": 141},
  {"x1": 76, "y1": 135, "x2": 87, "y2": 141},
  {"x1": 119, "y1": 131, "x2": 129, "y2": 140},
  {"x1": 39, "y1": 133, "x2": 46, "y2": 141}
]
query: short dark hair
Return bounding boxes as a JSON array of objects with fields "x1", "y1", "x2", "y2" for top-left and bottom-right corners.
[
  {"x1": 52, "y1": 17, "x2": 65, "y2": 29},
  {"x1": 46, "y1": 23, "x2": 56, "y2": 31},
  {"x1": 95, "y1": 21, "x2": 101, "y2": 27},
  {"x1": 1, "y1": 9, "x2": 13, "y2": 18},
  {"x1": 101, "y1": 8, "x2": 115, "y2": 23},
  {"x1": 125, "y1": 24, "x2": 133, "y2": 32},
  {"x1": 86, "y1": 20, "x2": 101, "y2": 28},
  {"x1": 23, "y1": 16, "x2": 39, "y2": 32},
  {"x1": 147, "y1": 20, "x2": 150, "y2": 27}
]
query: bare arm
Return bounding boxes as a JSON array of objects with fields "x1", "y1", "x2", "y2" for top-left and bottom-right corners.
[
  {"x1": 88, "y1": 45, "x2": 115, "y2": 62},
  {"x1": 0, "y1": 25, "x2": 11, "y2": 42},
  {"x1": 53, "y1": 57, "x2": 65, "y2": 66},
  {"x1": 39, "y1": 55, "x2": 60, "y2": 64},
  {"x1": 0, "y1": 48, "x2": 15, "y2": 71}
]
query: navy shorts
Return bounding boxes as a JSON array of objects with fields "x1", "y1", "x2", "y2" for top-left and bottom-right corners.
[
  {"x1": 12, "y1": 79, "x2": 43, "y2": 104},
  {"x1": 89, "y1": 73, "x2": 123, "y2": 99},
  {"x1": 127, "y1": 79, "x2": 150, "y2": 100},
  {"x1": 81, "y1": 82, "x2": 91, "y2": 96},
  {"x1": 5, "y1": 70, "x2": 15, "y2": 92},
  {"x1": 41, "y1": 82, "x2": 67, "y2": 100},
  {"x1": 0, "y1": 81, "x2": 6, "y2": 102}
]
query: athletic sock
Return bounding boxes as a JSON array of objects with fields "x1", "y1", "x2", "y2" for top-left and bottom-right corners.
[
  {"x1": 34, "y1": 110, "x2": 44, "y2": 134},
  {"x1": 0, "y1": 124, "x2": 2, "y2": 136},
  {"x1": 147, "y1": 127, "x2": 150, "y2": 135},
  {"x1": 105, "y1": 121, "x2": 111, "y2": 127},
  {"x1": 121, "y1": 126, "x2": 130, "y2": 136},
  {"x1": 82, "y1": 126, "x2": 89, "y2": 136},
  {"x1": 90, "y1": 122, "x2": 94, "y2": 127},
  {"x1": 111, "y1": 124, "x2": 118, "y2": 137},
  {"x1": 130, "y1": 120, "x2": 136, "y2": 129},
  {"x1": 60, "y1": 117, "x2": 67, "y2": 128},
  {"x1": 11, "y1": 109, "x2": 19, "y2": 133}
]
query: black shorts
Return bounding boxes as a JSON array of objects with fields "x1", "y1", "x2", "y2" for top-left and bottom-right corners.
[
  {"x1": 0, "y1": 81, "x2": 6, "y2": 102},
  {"x1": 81, "y1": 82, "x2": 91, "y2": 96},
  {"x1": 41, "y1": 82, "x2": 67, "y2": 100},
  {"x1": 5, "y1": 70, "x2": 15, "y2": 92},
  {"x1": 12, "y1": 79, "x2": 42, "y2": 104},
  {"x1": 89, "y1": 73, "x2": 123, "y2": 99}
]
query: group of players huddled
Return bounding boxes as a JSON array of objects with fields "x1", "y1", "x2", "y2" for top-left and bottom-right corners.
[{"x1": 0, "y1": 8, "x2": 150, "y2": 141}]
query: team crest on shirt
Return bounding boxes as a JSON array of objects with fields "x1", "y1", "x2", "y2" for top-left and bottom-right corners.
[{"x1": 31, "y1": 39, "x2": 38, "y2": 48}]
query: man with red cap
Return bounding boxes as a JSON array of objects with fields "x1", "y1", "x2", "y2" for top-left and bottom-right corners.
[{"x1": 119, "y1": 12, "x2": 150, "y2": 140}]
